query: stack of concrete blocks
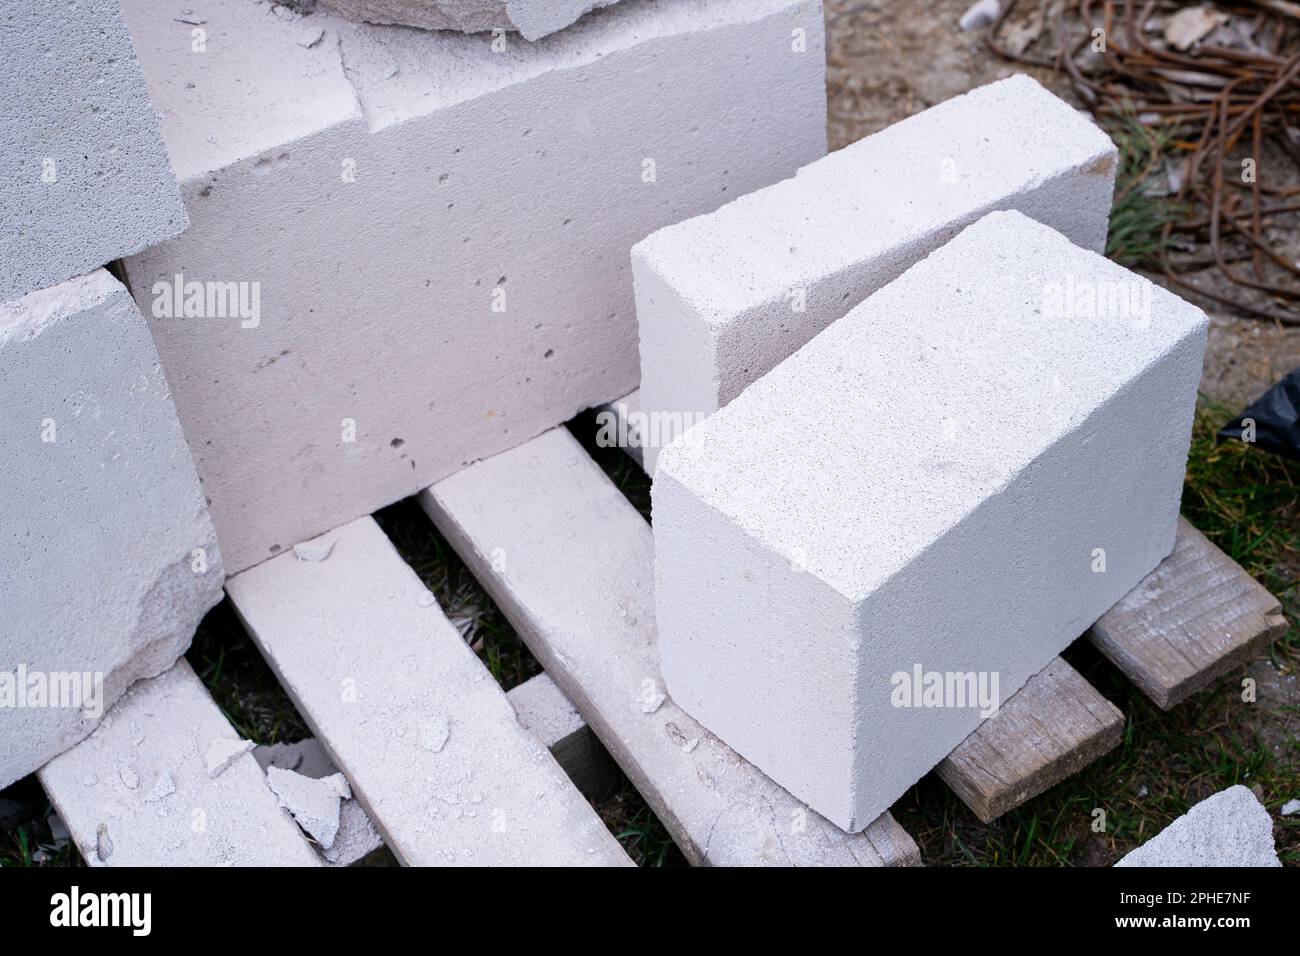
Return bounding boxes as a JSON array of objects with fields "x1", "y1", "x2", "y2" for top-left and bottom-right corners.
[
  {"x1": 634, "y1": 75, "x2": 1118, "y2": 472},
  {"x1": 0, "y1": 2, "x2": 223, "y2": 789},
  {"x1": 652, "y1": 212, "x2": 1208, "y2": 831},
  {"x1": 1115, "y1": 786, "x2": 1282, "y2": 867},
  {"x1": 116, "y1": 0, "x2": 828, "y2": 573}
]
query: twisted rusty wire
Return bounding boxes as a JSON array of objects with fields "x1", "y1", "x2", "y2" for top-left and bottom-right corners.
[{"x1": 990, "y1": 0, "x2": 1300, "y2": 324}]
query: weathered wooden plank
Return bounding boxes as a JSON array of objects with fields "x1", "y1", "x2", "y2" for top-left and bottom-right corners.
[
  {"x1": 507, "y1": 673, "x2": 619, "y2": 802},
  {"x1": 937, "y1": 656, "x2": 1123, "y2": 823},
  {"x1": 422, "y1": 427, "x2": 921, "y2": 866},
  {"x1": 39, "y1": 660, "x2": 322, "y2": 867},
  {"x1": 1089, "y1": 517, "x2": 1289, "y2": 710},
  {"x1": 226, "y1": 517, "x2": 631, "y2": 867}
]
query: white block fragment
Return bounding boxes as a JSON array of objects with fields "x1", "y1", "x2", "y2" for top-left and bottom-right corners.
[
  {"x1": 653, "y1": 212, "x2": 1207, "y2": 832},
  {"x1": 38, "y1": 662, "x2": 321, "y2": 867},
  {"x1": 254, "y1": 738, "x2": 388, "y2": 865},
  {"x1": 204, "y1": 737, "x2": 255, "y2": 778},
  {"x1": 0, "y1": 270, "x2": 223, "y2": 790},
  {"x1": 266, "y1": 766, "x2": 351, "y2": 850},
  {"x1": 319, "y1": 0, "x2": 621, "y2": 40},
  {"x1": 1116, "y1": 786, "x2": 1281, "y2": 867},
  {"x1": 0, "y1": 0, "x2": 188, "y2": 301},
  {"x1": 119, "y1": 0, "x2": 826, "y2": 573},
  {"x1": 634, "y1": 74, "x2": 1117, "y2": 472}
]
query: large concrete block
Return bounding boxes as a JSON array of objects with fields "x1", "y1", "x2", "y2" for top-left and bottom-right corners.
[
  {"x1": 634, "y1": 74, "x2": 1117, "y2": 472},
  {"x1": 119, "y1": 0, "x2": 826, "y2": 573},
  {"x1": 0, "y1": 271, "x2": 223, "y2": 790},
  {"x1": 318, "y1": 0, "x2": 621, "y2": 40},
  {"x1": 1116, "y1": 786, "x2": 1281, "y2": 867},
  {"x1": 0, "y1": 0, "x2": 188, "y2": 302},
  {"x1": 652, "y1": 212, "x2": 1207, "y2": 832}
]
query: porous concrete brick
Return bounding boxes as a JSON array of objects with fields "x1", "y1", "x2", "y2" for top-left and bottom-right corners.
[
  {"x1": 652, "y1": 212, "x2": 1207, "y2": 832},
  {"x1": 0, "y1": 270, "x2": 223, "y2": 790},
  {"x1": 1116, "y1": 786, "x2": 1281, "y2": 867},
  {"x1": 318, "y1": 0, "x2": 621, "y2": 40},
  {"x1": 119, "y1": 0, "x2": 826, "y2": 573},
  {"x1": 634, "y1": 74, "x2": 1117, "y2": 472},
  {"x1": 0, "y1": 0, "x2": 188, "y2": 302}
]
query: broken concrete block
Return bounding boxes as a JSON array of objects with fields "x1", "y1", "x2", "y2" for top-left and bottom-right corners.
[
  {"x1": 0, "y1": 0, "x2": 188, "y2": 301},
  {"x1": 254, "y1": 737, "x2": 388, "y2": 865},
  {"x1": 634, "y1": 74, "x2": 1116, "y2": 472},
  {"x1": 38, "y1": 661, "x2": 321, "y2": 866},
  {"x1": 652, "y1": 211, "x2": 1207, "y2": 832},
  {"x1": 266, "y1": 766, "x2": 351, "y2": 850},
  {"x1": 318, "y1": 0, "x2": 621, "y2": 40},
  {"x1": 118, "y1": 0, "x2": 826, "y2": 573},
  {"x1": 1116, "y1": 786, "x2": 1282, "y2": 867},
  {"x1": 0, "y1": 270, "x2": 224, "y2": 790}
]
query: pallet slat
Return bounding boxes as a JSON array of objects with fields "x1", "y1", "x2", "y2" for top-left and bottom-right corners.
[
  {"x1": 1089, "y1": 517, "x2": 1288, "y2": 710},
  {"x1": 422, "y1": 427, "x2": 920, "y2": 866},
  {"x1": 38, "y1": 660, "x2": 322, "y2": 867},
  {"x1": 937, "y1": 656, "x2": 1123, "y2": 823},
  {"x1": 226, "y1": 517, "x2": 631, "y2": 867},
  {"x1": 507, "y1": 673, "x2": 619, "y2": 801}
]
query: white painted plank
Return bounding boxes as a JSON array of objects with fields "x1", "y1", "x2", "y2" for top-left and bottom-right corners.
[
  {"x1": 226, "y1": 517, "x2": 631, "y2": 867},
  {"x1": 422, "y1": 427, "x2": 920, "y2": 866},
  {"x1": 38, "y1": 660, "x2": 321, "y2": 867},
  {"x1": 507, "y1": 673, "x2": 617, "y2": 801}
]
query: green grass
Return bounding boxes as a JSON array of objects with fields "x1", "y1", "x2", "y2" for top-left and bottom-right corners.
[
  {"x1": 1103, "y1": 113, "x2": 1187, "y2": 269},
  {"x1": 188, "y1": 599, "x2": 312, "y2": 745}
]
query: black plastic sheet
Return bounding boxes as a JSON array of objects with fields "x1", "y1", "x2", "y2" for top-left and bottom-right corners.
[{"x1": 1218, "y1": 368, "x2": 1300, "y2": 461}]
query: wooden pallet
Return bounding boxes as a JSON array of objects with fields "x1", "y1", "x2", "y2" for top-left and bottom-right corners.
[{"x1": 39, "y1": 400, "x2": 1286, "y2": 867}]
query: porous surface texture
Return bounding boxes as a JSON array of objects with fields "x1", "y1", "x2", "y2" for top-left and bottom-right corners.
[
  {"x1": 1116, "y1": 786, "x2": 1282, "y2": 867},
  {"x1": 0, "y1": 270, "x2": 223, "y2": 790},
  {"x1": 634, "y1": 74, "x2": 1116, "y2": 471},
  {"x1": 119, "y1": 0, "x2": 826, "y2": 572},
  {"x1": 0, "y1": 0, "x2": 188, "y2": 301},
  {"x1": 653, "y1": 212, "x2": 1207, "y2": 832}
]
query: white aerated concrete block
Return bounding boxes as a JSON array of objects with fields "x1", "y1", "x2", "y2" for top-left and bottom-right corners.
[
  {"x1": 0, "y1": 1, "x2": 188, "y2": 302},
  {"x1": 119, "y1": 0, "x2": 825, "y2": 573},
  {"x1": 0, "y1": 271, "x2": 223, "y2": 790},
  {"x1": 653, "y1": 212, "x2": 1207, "y2": 832},
  {"x1": 319, "y1": 0, "x2": 621, "y2": 40},
  {"x1": 1116, "y1": 786, "x2": 1281, "y2": 867},
  {"x1": 634, "y1": 74, "x2": 1117, "y2": 472}
]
